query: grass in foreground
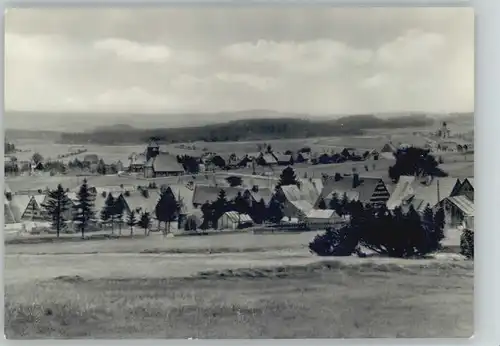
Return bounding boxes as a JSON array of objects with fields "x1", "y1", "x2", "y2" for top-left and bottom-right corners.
[{"x1": 5, "y1": 261, "x2": 473, "y2": 339}]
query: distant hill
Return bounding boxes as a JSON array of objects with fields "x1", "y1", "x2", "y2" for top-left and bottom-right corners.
[{"x1": 57, "y1": 114, "x2": 434, "y2": 145}]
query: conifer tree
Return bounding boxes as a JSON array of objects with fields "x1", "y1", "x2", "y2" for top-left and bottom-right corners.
[
  {"x1": 200, "y1": 201, "x2": 213, "y2": 229},
  {"x1": 267, "y1": 196, "x2": 284, "y2": 224},
  {"x1": 317, "y1": 197, "x2": 327, "y2": 210},
  {"x1": 138, "y1": 211, "x2": 152, "y2": 236},
  {"x1": 329, "y1": 193, "x2": 341, "y2": 215},
  {"x1": 251, "y1": 198, "x2": 267, "y2": 224},
  {"x1": 212, "y1": 189, "x2": 229, "y2": 228},
  {"x1": 72, "y1": 179, "x2": 95, "y2": 239},
  {"x1": 276, "y1": 166, "x2": 299, "y2": 190},
  {"x1": 126, "y1": 210, "x2": 137, "y2": 236},
  {"x1": 156, "y1": 190, "x2": 179, "y2": 234},
  {"x1": 43, "y1": 184, "x2": 71, "y2": 238},
  {"x1": 100, "y1": 193, "x2": 116, "y2": 233}
]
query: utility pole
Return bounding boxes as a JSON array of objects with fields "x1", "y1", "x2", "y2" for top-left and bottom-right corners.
[{"x1": 437, "y1": 179, "x2": 441, "y2": 205}]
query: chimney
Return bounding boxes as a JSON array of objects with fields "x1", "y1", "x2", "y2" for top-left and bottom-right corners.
[{"x1": 352, "y1": 173, "x2": 360, "y2": 188}]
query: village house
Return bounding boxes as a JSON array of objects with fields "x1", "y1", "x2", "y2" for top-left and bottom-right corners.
[
  {"x1": 276, "y1": 180, "x2": 320, "y2": 220},
  {"x1": 118, "y1": 190, "x2": 162, "y2": 228},
  {"x1": 385, "y1": 175, "x2": 473, "y2": 228},
  {"x1": 83, "y1": 154, "x2": 99, "y2": 166},
  {"x1": 386, "y1": 176, "x2": 462, "y2": 212},
  {"x1": 248, "y1": 185, "x2": 274, "y2": 206},
  {"x1": 21, "y1": 194, "x2": 48, "y2": 220},
  {"x1": 274, "y1": 154, "x2": 294, "y2": 166},
  {"x1": 304, "y1": 209, "x2": 339, "y2": 227},
  {"x1": 296, "y1": 152, "x2": 311, "y2": 163},
  {"x1": 258, "y1": 153, "x2": 278, "y2": 166},
  {"x1": 317, "y1": 174, "x2": 391, "y2": 207},
  {"x1": 192, "y1": 185, "x2": 247, "y2": 208},
  {"x1": 129, "y1": 152, "x2": 147, "y2": 172},
  {"x1": 144, "y1": 154, "x2": 185, "y2": 178}
]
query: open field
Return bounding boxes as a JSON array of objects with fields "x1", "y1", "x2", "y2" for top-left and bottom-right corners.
[
  {"x1": 5, "y1": 257, "x2": 473, "y2": 339},
  {"x1": 4, "y1": 226, "x2": 463, "y2": 255}
]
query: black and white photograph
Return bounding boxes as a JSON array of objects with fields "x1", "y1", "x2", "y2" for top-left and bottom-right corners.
[{"x1": 4, "y1": 7, "x2": 474, "y2": 339}]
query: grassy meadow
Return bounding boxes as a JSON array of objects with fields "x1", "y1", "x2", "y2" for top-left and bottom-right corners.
[{"x1": 5, "y1": 260, "x2": 473, "y2": 339}]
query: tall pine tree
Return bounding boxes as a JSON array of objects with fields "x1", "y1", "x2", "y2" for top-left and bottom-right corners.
[
  {"x1": 317, "y1": 197, "x2": 327, "y2": 210},
  {"x1": 100, "y1": 193, "x2": 116, "y2": 233},
  {"x1": 212, "y1": 190, "x2": 229, "y2": 228},
  {"x1": 251, "y1": 198, "x2": 267, "y2": 224},
  {"x1": 72, "y1": 179, "x2": 95, "y2": 238},
  {"x1": 43, "y1": 184, "x2": 71, "y2": 238},
  {"x1": 114, "y1": 196, "x2": 126, "y2": 236},
  {"x1": 155, "y1": 190, "x2": 179, "y2": 234},
  {"x1": 433, "y1": 207, "x2": 446, "y2": 245},
  {"x1": 200, "y1": 201, "x2": 213, "y2": 229},
  {"x1": 138, "y1": 211, "x2": 152, "y2": 236},
  {"x1": 126, "y1": 210, "x2": 137, "y2": 236},
  {"x1": 267, "y1": 196, "x2": 284, "y2": 224},
  {"x1": 276, "y1": 166, "x2": 299, "y2": 190}
]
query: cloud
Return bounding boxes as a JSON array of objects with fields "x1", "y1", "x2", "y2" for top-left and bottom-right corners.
[
  {"x1": 221, "y1": 39, "x2": 372, "y2": 74},
  {"x1": 4, "y1": 9, "x2": 474, "y2": 114},
  {"x1": 374, "y1": 29, "x2": 447, "y2": 69},
  {"x1": 214, "y1": 73, "x2": 279, "y2": 91},
  {"x1": 93, "y1": 38, "x2": 171, "y2": 63}
]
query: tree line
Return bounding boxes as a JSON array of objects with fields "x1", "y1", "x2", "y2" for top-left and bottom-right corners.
[
  {"x1": 57, "y1": 115, "x2": 434, "y2": 145},
  {"x1": 41, "y1": 180, "x2": 182, "y2": 239},
  {"x1": 309, "y1": 202, "x2": 446, "y2": 258}
]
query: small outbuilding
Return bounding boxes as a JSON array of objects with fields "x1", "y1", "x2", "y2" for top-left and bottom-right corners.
[
  {"x1": 304, "y1": 209, "x2": 338, "y2": 225},
  {"x1": 217, "y1": 211, "x2": 253, "y2": 230}
]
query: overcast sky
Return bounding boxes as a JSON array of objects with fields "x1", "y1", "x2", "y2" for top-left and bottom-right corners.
[{"x1": 5, "y1": 7, "x2": 474, "y2": 115}]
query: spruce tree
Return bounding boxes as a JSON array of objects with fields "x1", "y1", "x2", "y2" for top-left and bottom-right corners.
[
  {"x1": 433, "y1": 207, "x2": 446, "y2": 243},
  {"x1": 43, "y1": 184, "x2": 71, "y2": 238},
  {"x1": 267, "y1": 196, "x2": 284, "y2": 224},
  {"x1": 318, "y1": 197, "x2": 327, "y2": 210},
  {"x1": 100, "y1": 193, "x2": 116, "y2": 233},
  {"x1": 155, "y1": 190, "x2": 179, "y2": 234},
  {"x1": 72, "y1": 179, "x2": 96, "y2": 238},
  {"x1": 276, "y1": 166, "x2": 299, "y2": 190},
  {"x1": 405, "y1": 205, "x2": 423, "y2": 256},
  {"x1": 329, "y1": 193, "x2": 341, "y2": 215},
  {"x1": 251, "y1": 198, "x2": 267, "y2": 224},
  {"x1": 126, "y1": 210, "x2": 137, "y2": 236},
  {"x1": 212, "y1": 190, "x2": 229, "y2": 228},
  {"x1": 138, "y1": 211, "x2": 152, "y2": 236},
  {"x1": 200, "y1": 201, "x2": 213, "y2": 229}
]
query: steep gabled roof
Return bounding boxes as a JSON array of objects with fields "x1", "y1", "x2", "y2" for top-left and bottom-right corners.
[
  {"x1": 447, "y1": 195, "x2": 474, "y2": 216},
  {"x1": 274, "y1": 154, "x2": 293, "y2": 163},
  {"x1": 319, "y1": 176, "x2": 382, "y2": 204},
  {"x1": 149, "y1": 154, "x2": 185, "y2": 173},
  {"x1": 192, "y1": 185, "x2": 245, "y2": 205},
  {"x1": 412, "y1": 177, "x2": 461, "y2": 208},
  {"x1": 386, "y1": 176, "x2": 416, "y2": 210},
  {"x1": 281, "y1": 181, "x2": 319, "y2": 206},
  {"x1": 168, "y1": 184, "x2": 195, "y2": 214},
  {"x1": 261, "y1": 154, "x2": 278, "y2": 164},
  {"x1": 305, "y1": 209, "x2": 338, "y2": 219},
  {"x1": 381, "y1": 143, "x2": 398, "y2": 153},
  {"x1": 249, "y1": 187, "x2": 274, "y2": 205},
  {"x1": 120, "y1": 190, "x2": 161, "y2": 215}
]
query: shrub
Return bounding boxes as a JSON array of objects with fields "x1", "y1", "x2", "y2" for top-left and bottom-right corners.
[
  {"x1": 460, "y1": 229, "x2": 474, "y2": 259},
  {"x1": 309, "y1": 203, "x2": 445, "y2": 258},
  {"x1": 309, "y1": 227, "x2": 360, "y2": 257}
]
